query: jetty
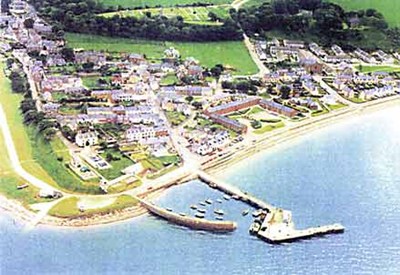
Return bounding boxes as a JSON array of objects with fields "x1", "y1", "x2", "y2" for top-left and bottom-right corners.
[
  {"x1": 139, "y1": 198, "x2": 237, "y2": 232},
  {"x1": 197, "y1": 170, "x2": 274, "y2": 211},
  {"x1": 250, "y1": 209, "x2": 345, "y2": 244}
]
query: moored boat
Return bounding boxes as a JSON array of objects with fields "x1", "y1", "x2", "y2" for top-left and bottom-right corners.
[
  {"x1": 242, "y1": 209, "x2": 250, "y2": 216},
  {"x1": 199, "y1": 201, "x2": 206, "y2": 206},
  {"x1": 223, "y1": 195, "x2": 231, "y2": 201},
  {"x1": 216, "y1": 199, "x2": 223, "y2": 203},
  {"x1": 179, "y1": 213, "x2": 186, "y2": 217},
  {"x1": 166, "y1": 208, "x2": 173, "y2": 212},
  {"x1": 190, "y1": 204, "x2": 197, "y2": 210},
  {"x1": 197, "y1": 208, "x2": 207, "y2": 213},
  {"x1": 205, "y1": 199, "x2": 213, "y2": 204},
  {"x1": 214, "y1": 209, "x2": 224, "y2": 215},
  {"x1": 195, "y1": 213, "x2": 205, "y2": 218},
  {"x1": 215, "y1": 216, "x2": 224, "y2": 221}
]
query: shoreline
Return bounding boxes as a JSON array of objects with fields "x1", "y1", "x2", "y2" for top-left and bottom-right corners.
[{"x1": 1, "y1": 96, "x2": 399, "y2": 229}]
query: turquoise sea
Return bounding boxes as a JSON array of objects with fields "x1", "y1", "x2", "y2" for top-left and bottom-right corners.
[{"x1": 1, "y1": 105, "x2": 400, "y2": 275}]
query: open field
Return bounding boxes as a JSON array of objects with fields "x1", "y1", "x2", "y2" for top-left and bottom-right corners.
[
  {"x1": 96, "y1": 0, "x2": 231, "y2": 9},
  {"x1": 48, "y1": 195, "x2": 139, "y2": 218},
  {"x1": 355, "y1": 65, "x2": 400, "y2": 73},
  {"x1": 328, "y1": 0, "x2": 400, "y2": 27},
  {"x1": 66, "y1": 33, "x2": 258, "y2": 75},
  {"x1": 100, "y1": 5, "x2": 230, "y2": 26}
]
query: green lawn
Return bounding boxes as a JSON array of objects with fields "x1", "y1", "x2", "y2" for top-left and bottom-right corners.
[
  {"x1": 328, "y1": 0, "x2": 400, "y2": 27},
  {"x1": 166, "y1": 110, "x2": 187, "y2": 126},
  {"x1": 96, "y1": 0, "x2": 231, "y2": 9},
  {"x1": 65, "y1": 33, "x2": 258, "y2": 75},
  {"x1": 161, "y1": 74, "x2": 179, "y2": 85},
  {"x1": 253, "y1": 121, "x2": 284, "y2": 134},
  {"x1": 355, "y1": 65, "x2": 400, "y2": 73},
  {"x1": 99, "y1": 148, "x2": 135, "y2": 180},
  {"x1": 48, "y1": 195, "x2": 139, "y2": 218},
  {"x1": 100, "y1": 5, "x2": 230, "y2": 26}
]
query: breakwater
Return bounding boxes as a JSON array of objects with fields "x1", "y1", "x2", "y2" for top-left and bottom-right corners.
[{"x1": 139, "y1": 198, "x2": 237, "y2": 232}]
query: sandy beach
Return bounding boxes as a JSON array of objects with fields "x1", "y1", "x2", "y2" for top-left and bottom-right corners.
[{"x1": 1, "y1": 96, "x2": 399, "y2": 228}]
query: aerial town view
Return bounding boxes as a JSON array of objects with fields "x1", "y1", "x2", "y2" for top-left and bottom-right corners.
[{"x1": 0, "y1": 0, "x2": 399, "y2": 274}]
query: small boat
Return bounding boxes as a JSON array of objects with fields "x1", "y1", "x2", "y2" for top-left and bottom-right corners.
[
  {"x1": 214, "y1": 209, "x2": 224, "y2": 215},
  {"x1": 190, "y1": 204, "x2": 197, "y2": 210},
  {"x1": 197, "y1": 208, "x2": 207, "y2": 213},
  {"x1": 205, "y1": 199, "x2": 213, "y2": 204},
  {"x1": 199, "y1": 201, "x2": 207, "y2": 206},
  {"x1": 166, "y1": 208, "x2": 173, "y2": 212},
  {"x1": 223, "y1": 195, "x2": 231, "y2": 201},
  {"x1": 17, "y1": 184, "x2": 29, "y2": 190},
  {"x1": 216, "y1": 199, "x2": 223, "y2": 203},
  {"x1": 179, "y1": 213, "x2": 186, "y2": 217},
  {"x1": 249, "y1": 222, "x2": 261, "y2": 235},
  {"x1": 215, "y1": 216, "x2": 224, "y2": 221},
  {"x1": 242, "y1": 209, "x2": 250, "y2": 216},
  {"x1": 195, "y1": 213, "x2": 205, "y2": 218},
  {"x1": 232, "y1": 195, "x2": 240, "y2": 200}
]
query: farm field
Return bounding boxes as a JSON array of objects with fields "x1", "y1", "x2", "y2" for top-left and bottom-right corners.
[
  {"x1": 100, "y1": 5, "x2": 230, "y2": 26},
  {"x1": 96, "y1": 0, "x2": 231, "y2": 9},
  {"x1": 328, "y1": 0, "x2": 400, "y2": 27},
  {"x1": 66, "y1": 33, "x2": 258, "y2": 75}
]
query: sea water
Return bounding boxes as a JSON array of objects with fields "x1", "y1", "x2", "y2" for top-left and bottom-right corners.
[{"x1": 1, "y1": 105, "x2": 400, "y2": 275}]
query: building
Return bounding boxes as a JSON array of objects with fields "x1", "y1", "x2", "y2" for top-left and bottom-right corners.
[
  {"x1": 205, "y1": 98, "x2": 260, "y2": 115},
  {"x1": 208, "y1": 114, "x2": 247, "y2": 134},
  {"x1": 259, "y1": 100, "x2": 299, "y2": 118},
  {"x1": 75, "y1": 131, "x2": 99, "y2": 147}
]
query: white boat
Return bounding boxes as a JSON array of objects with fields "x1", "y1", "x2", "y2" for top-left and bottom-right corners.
[
  {"x1": 232, "y1": 195, "x2": 240, "y2": 200},
  {"x1": 205, "y1": 199, "x2": 213, "y2": 204},
  {"x1": 216, "y1": 199, "x2": 223, "y2": 203},
  {"x1": 199, "y1": 201, "x2": 206, "y2": 206},
  {"x1": 166, "y1": 208, "x2": 173, "y2": 212},
  {"x1": 214, "y1": 209, "x2": 224, "y2": 215},
  {"x1": 179, "y1": 213, "x2": 186, "y2": 217},
  {"x1": 195, "y1": 213, "x2": 205, "y2": 218},
  {"x1": 197, "y1": 208, "x2": 207, "y2": 213},
  {"x1": 215, "y1": 216, "x2": 224, "y2": 221},
  {"x1": 223, "y1": 195, "x2": 231, "y2": 201},
  {"x1": 242, "y1": 209, "x2": 250, "y2": 216},
  {"x1": 190, "y1": 205, "x2": 197, "y2": 210}
]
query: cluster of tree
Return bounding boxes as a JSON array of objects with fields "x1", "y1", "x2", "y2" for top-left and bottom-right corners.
[
  {"x1": 234, "y1": 0, "x2": 391, "y2": 49},
  {"x1": 10, "y1": 71, "x2": 29, "y2": 94},
  {"x1": 221, "y1": 79, "x2": 262, "y2": 95},
  {"x1": 30, "y1": 0, "x2": 242, "y2": 42}
]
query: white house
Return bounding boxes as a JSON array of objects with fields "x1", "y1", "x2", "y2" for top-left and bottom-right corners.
[{"x1": 75, "y1": 131, "x2": 99, "y2": 147}]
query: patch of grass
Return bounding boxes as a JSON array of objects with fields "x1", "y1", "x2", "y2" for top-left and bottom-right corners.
[
  {"x1": 161, "y1": 74, "x2": 179, "y2": 85},
  {"x1": 166, "y1": 110, "x2": 187, "y2": 126},
  {"x1": 100, "y1": 5, "x2": 230, "y2": 26},
  {"x1": 97, "y1": 0, "x2": 231, "y2": 9},
  {"x1": 327, "y1": 103, "x2": 347, "y2": 110},
  {"x1": 65, "y1": 33, "x2": 258, "y2": 75},
  {"x1": 253, "y1": 121, "x2": 284, "y2": 134},
  {"x1": 99, "y1": 148, "x2": 134, "y2": 180},
  {"x1": 328, "y1": 0, "x2": 400, "y2": 27},
  {"x1": 48, "y1": 195, "x2": 139, "y2": 218},
  {"x1": 248, "y1": 106, "x2": 265, "y2": 115},
  {"x1": 355, "y1": 65, "x2": 400, "y2": 73}
]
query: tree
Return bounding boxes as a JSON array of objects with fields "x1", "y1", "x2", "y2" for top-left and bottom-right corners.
[
  {"x1": 106, "y1": 153, "x2": 113, "y2": 162},
  {"x1": 82, "y1": 62, "x2": 95, "y2": 72},
  {"x1": 280, "y1": 85, "x2": 291, "y2": 99},
  {"x1": 24, "y1": 18, "x2": 35, "y2": 29},
  {"x1": 185, "y1": 95, "x2": 194, "y2": 103},
  {"x1": 61, "y1": 48, "x2": 75, "y2": 62}
]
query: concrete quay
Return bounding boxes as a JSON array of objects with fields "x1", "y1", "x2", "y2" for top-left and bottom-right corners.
[{"x1": 197, "y1": 170, "x2": 274, "y2": 211}]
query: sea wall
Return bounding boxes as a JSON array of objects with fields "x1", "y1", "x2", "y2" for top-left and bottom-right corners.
[{"x1": 140, "y1": 200, "x2": 237, "y2": 232}]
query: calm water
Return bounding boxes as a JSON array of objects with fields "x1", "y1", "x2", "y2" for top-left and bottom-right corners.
[{"x1": 1, "y1": 105, "x2": 400, "y2": 275}]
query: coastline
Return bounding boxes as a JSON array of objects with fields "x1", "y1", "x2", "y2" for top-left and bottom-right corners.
[{"x1": 1, "y1": 96, "x2": 399, "y2": 229}]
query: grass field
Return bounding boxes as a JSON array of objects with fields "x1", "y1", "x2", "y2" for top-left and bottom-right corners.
[
  {"x1": 100, "y1": 5, "x2": 230, "y2": 25},
  {"x1": 48, "y1": 195, "x2": 139, "y2": 218},
  {"x1": 96, "y1": 0, "x2": 231, "y2": 9},
  {"x1": 328, "y1": 0, "x2": 400, "y2": 27},
  {"x1": 355, "y1": 65, "x2": 400, "y2": 73},
  {"x1": 66, "y1": 33, "x2": 258, "y2": 75}
]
